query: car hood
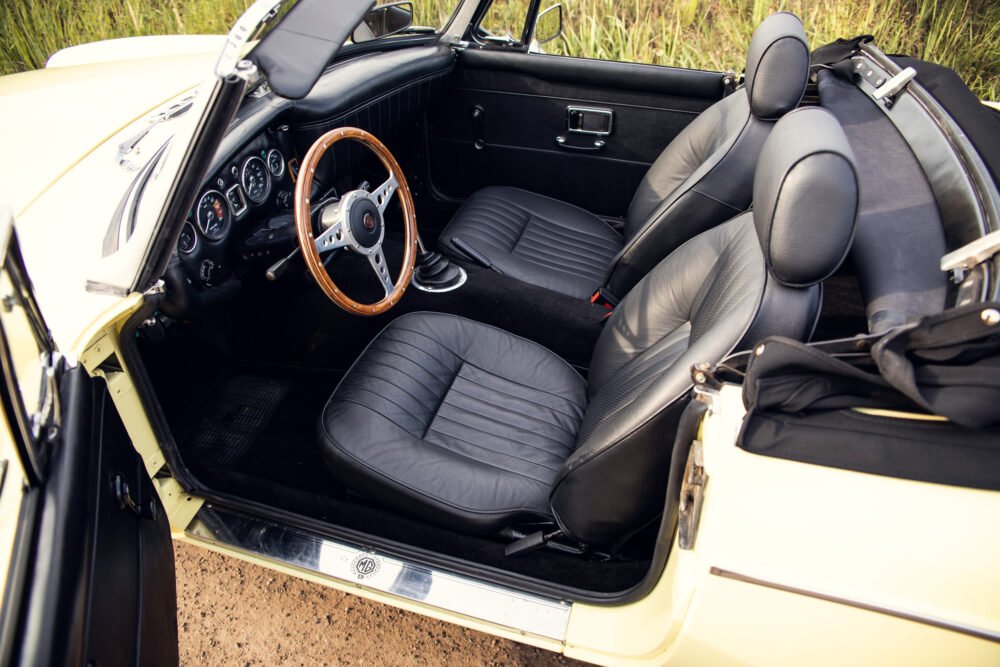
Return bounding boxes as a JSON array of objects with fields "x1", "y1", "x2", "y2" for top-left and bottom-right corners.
[
  {"x1": 0, "y1": 39, "x2": 223, "y2": 217},
  {"x1": 0, "y1": 38, "x2": 226, "y2": 356}
]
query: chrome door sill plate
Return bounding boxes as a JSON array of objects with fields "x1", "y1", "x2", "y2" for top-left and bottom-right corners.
[{"x1": 185, "y1": 504, "x2": 571, "y2": 641}]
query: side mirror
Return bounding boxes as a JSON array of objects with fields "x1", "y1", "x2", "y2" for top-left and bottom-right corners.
[
  {"x1": 534, "y1": 3, "x2": 563, "y2": 45},
  {"x1": 352, "y1": 1, "x2": 414, "y2": 43}
]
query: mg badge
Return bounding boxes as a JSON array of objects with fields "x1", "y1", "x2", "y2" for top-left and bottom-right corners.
[{"x1": 351, "y1": 553, "x2": 382, "y2": 580}]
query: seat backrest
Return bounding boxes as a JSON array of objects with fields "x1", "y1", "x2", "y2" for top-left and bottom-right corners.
[
  {"x1": 550, "y1": 108, "x2": 860, "y2": 546},
  {"x1": 605, "y1": 12, "x2": 810, "y2": 298}
]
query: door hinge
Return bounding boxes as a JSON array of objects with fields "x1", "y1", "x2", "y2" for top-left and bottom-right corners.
[
  {"x1": 143, "y1": 279, "x2": 166, "y2": 298},
  {"x1": 85, "y1": 280, "x2": 129, "y2": 297},
  {"x1": 678, "y1": 439, "x2": 707, "y2": 550},
  {"x1": 113, "y1": 473, "x2": 159, "y2": 520}
]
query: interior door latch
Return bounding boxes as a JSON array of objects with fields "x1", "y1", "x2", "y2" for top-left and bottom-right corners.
[{"x1": 566, "y1": 106, "x2": 613, "y2": 135}]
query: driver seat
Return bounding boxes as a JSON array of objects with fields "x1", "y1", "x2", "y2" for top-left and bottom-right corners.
[{"x1": 318, "y1": 108, "x2": 858, "y2": 546}]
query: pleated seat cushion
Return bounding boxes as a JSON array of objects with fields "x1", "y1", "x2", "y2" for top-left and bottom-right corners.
[
  {"x1": 439, "y1": 187, "x2": 623, "y2": 299},
  {"x1": 318, "y1": 312, "x2": 588, "y2": 533}
]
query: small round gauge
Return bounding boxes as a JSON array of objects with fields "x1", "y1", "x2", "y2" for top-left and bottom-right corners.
[
  {"x1": 196, "y1": 190, "x2": 232, "y2": 240},
  {"x1": 178, "y1": 221, "x2": 198, "y2": 254},
  {"x1": 241, "y1": 156, "x2": 271, "y2": 204},
  {"x1": 266, "y1": 148, "x2": 285, "y2": 178}
]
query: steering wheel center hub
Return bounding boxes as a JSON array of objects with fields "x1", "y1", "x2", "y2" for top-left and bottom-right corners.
[{"x1": 349, "y1": 197, "x2": 382, "y2": 249}]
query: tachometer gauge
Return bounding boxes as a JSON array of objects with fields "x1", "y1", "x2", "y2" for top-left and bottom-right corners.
[
  {"x1": 196, "y1": 190, "x2": 231, "y2": 240},
  {"x1": 266, "y1": 148, "x2": 285, "y2": 178},
  {"x1": 178, "y1": 221, "x2": 198, "y2": 254},
  {"x1": 241, "y1": 156, "x2": 271, "y2": 204}
]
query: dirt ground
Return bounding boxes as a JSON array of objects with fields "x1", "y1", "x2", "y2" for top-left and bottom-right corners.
[{"x1": 175, "y1": 541, "x2": 588, "y2": 666}]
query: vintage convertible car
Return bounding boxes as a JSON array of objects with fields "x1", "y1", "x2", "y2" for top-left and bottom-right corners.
[{"x1": 0, "y1": 0, "x2": 998, "y2": 664}]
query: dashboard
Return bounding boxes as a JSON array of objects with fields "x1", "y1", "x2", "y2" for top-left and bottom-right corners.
[
  {"x1": 174, "y1": 130, "x2": 298, "y2": 291},
  {"x1": 160, "y1": 45, "x2": 456, "y2": 319}
]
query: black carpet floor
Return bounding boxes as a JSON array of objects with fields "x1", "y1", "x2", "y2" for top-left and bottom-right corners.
[{"x1": 144, "y1": 339, "x2": 651, "y2": 594}]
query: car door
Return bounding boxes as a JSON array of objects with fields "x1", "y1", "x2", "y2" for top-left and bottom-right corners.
[
  {"x1": 0, "y1": 209, "x2": 177, "y2": 667},
  {"x1": 425, "y1": 0, "x2": 733, "y2": 219}
]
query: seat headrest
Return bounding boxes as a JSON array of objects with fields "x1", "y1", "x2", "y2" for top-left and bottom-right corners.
[
  {"x1": 745, "y1": 12, "x2": 810, "y2": 120},
  {"x1": 753, "y1": 107, "x2": 859, "y2": 287}
]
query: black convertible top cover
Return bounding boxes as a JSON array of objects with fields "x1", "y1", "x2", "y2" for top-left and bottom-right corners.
[
  {"x1": 739, "y1": 302, "x2": 1000, "y2": 491},
  {"x1": 892, "y1": 56, "x2": 1000, "y2": 187}
]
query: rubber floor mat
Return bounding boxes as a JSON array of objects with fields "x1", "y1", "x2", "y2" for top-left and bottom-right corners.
[{"x1": 180, "y1": 375, "x2": 290, "y2": 467}]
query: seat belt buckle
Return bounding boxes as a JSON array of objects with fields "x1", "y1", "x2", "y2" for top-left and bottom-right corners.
[{"x1": 590, "y1": 287, "x2": 618, "y2": 309}]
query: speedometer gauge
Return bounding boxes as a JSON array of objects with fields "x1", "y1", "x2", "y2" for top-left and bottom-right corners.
[
  {"x1": 241, "y1": 156, "x2": 271, "y2": 204},
  {"x1": 266, "y1": 148, "x2": 285, "y2": 178},
  {"x1": 178, "y1": 221, "x2": 198, "y2": 254},
  {"x1": 196, "y1": 190, "x2": 231, "y2": 240}
]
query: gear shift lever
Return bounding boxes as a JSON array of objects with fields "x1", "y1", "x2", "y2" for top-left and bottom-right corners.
[{"x1": 412, "y1": 235, "x2": 466, "y2": 292}]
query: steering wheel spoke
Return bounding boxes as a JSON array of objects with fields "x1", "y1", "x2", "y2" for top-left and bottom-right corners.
[
  {"x1": 314, "y1": 219, "x2": 350, "y2": 254},
  {"x1": 372, "y1": 174, "x2": 398, "y2": 215},
  {"x1": 368, "y1": 247, "x2": 395, "y2": 296}
]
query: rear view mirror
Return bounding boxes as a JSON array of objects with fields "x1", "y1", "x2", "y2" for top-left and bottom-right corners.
[
  {"x1": 534, "y1": 3, "x2": 563, "y2": 45},
  {"x1": 352, "y1": 1, "x2": 414, "y2": 43}
]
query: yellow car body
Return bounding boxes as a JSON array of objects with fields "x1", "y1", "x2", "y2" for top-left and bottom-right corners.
[{"x1": 0, "y1": 2, "x2": 998, "y2": 664}]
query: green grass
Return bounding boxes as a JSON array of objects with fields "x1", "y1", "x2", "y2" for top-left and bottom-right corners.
[
  {"x1": 546, "y1": 0, "x2": 1000, "y2": 100},
  {"x1": 0, "y1": 0, "x2": 997, "y2": 100}
]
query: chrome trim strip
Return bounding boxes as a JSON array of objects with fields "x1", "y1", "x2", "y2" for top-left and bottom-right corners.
[
  {"x1": 104, "y1": 140, "x2": 171, "y2": 257},
  {"x1": 186, "y1": 504, "x2": 572, "y2": 641},
  {"x1": 710, "y1": 567, "x2": 1000, "y2": 644}
]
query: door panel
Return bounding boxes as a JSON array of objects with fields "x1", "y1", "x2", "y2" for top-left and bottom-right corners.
[
  {"x1": 11, "y1": 368, "x2": 178, "y2": 667},
  {"x1": 426, "y1": 49, "x2": 727, "y2": 217}
]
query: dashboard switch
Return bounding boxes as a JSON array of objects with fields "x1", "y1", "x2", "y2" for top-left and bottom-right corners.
[{"x1": 199, "y1": 259, "x2": 216, "y2": 284}]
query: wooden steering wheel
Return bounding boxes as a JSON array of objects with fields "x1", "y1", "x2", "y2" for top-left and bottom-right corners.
[{"x1": 294, "y1": 127, "x2": 417, "y2": 315}]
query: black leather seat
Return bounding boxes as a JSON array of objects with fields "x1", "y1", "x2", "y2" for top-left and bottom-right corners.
[
  {"x1": 319, "y1": 108, "x2": 859, "y2": 546},
  {"x1": 438, "y1": 12, "x2": 810, "y2": 300},
  {"x1": 320, "y1": 312, "x2": 588, "y2": 530}
]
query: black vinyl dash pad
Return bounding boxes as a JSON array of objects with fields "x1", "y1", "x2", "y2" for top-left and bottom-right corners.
[{"x1": 180, "y1": 375, "x2": 290, "y2": 467}]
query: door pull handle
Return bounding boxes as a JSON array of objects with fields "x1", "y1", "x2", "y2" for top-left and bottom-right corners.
[{"x1": 556, "y1": 135, "x2": 605, "y2": 151}]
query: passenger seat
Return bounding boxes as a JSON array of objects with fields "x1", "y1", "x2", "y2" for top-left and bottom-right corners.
[{"x1": 439, "y1": 12, "x2": 810, "y2": 300}]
